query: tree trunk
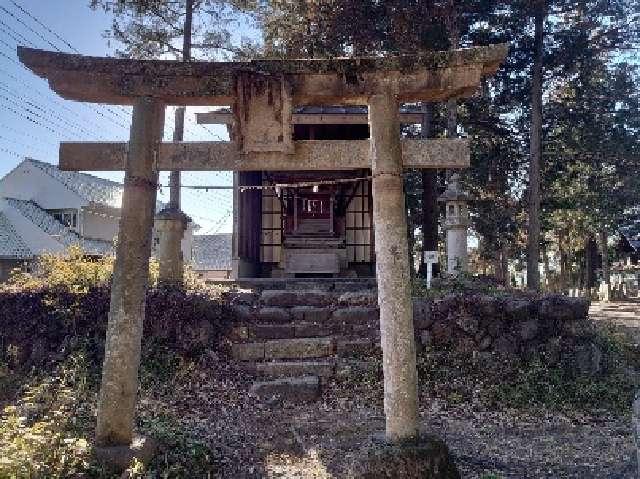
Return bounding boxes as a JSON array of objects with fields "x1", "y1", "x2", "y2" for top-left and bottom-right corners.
[
  {"x1": 527, "y1": 1, "x2": 545, "y2": 292},
  {"x1": 419, "y1": 103, "x2": 440, "y2": 278},
  {"x1": 369, "y1": 89, "x2": 418, "y2": 442}
]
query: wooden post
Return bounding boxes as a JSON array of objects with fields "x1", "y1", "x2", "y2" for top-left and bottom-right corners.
[
  {"x1": 368, "y1": 89, "x2": 419, "y2": 442},
  {"x1": 96, "y1": 97, "x2": 165, "y2": 447}
]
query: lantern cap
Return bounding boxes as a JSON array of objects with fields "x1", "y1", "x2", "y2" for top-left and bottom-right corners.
[{"x1": 438, "y1": 173, "x2": 472, "y2": 202}]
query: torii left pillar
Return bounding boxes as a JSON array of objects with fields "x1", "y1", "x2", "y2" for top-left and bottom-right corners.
[{"x1": 96, "y1": 97, "x2": 164, "y2": 451}]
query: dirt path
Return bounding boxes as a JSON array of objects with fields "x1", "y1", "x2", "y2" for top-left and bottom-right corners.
[{"x1": 142, "y1": 357, "x2": 637, "y2": 479}]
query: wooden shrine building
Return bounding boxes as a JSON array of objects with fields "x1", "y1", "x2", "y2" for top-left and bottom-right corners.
[{"x1": 198, "y1": 105, "x2": 432, "y2": 279}]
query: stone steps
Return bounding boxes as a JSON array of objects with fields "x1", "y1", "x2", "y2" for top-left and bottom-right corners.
[
  {"x1": 250, "y1": 376, "x2": 321, "y2": 403},
  {"x1": 232, "y1": 337, "x2": 335, "y2": 361},
  {"x1": 229, "y1": 280, "x2": 382, "y2": 403}
]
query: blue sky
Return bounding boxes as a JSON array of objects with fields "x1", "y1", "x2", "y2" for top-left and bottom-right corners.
[{"x1": 0, "y1": 0, "x2": 259, "y2": 234}]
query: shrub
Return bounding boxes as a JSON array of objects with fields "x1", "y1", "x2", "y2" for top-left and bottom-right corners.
[{"x1": 4, "y1": 246, "x2": 162, "y2": 293}]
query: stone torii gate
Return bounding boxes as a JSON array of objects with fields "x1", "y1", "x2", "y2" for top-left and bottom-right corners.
[{"x1": 18, "y1": 44, "x2": 506, "y2": 463}]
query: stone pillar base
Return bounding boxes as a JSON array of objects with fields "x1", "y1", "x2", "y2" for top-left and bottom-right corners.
[
  {"x1": 348, "y1": 433, "x2": 460, "y2": 479},
  {"x1": 95, "y1": 435, "x2": 158, "y2": 472}
]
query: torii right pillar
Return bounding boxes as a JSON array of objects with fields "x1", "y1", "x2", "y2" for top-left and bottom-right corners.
[{"x1": 369, "y1": 87, "x2": 418, "y2": 441}]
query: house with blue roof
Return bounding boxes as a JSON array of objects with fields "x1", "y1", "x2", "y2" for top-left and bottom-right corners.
[{"x1": 0, "y1": 158, "x2": 201, "y2": 281}]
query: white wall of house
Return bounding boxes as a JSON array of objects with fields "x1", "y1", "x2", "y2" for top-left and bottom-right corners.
[
  {"x1": 0, "y1": 199, "x2": 66, "y2": 255},
  {"x1": 0, "y1": 162, "x2": 86, "y2": 210},
  {"x1": 82, "y1": 207, "x2": 120, "y2": 243}
]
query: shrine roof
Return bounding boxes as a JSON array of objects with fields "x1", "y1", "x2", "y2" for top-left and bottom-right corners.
[{"x1": 17, "y1": 44, "x2": 508, "y2": 105}]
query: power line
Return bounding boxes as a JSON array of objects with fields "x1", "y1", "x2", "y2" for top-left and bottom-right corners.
[
  {"x1": 8, "y1": 0, "x2": 78, "y2": 53},
  {"x1": 0, "y1": 2, "x2": 131, "y2": 123}
]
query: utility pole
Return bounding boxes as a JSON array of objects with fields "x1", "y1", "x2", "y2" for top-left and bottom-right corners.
[{"x1": 156, "y1": 0, "x2": 193, "y2": 285}]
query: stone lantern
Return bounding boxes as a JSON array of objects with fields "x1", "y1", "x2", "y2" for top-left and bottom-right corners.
[
  {"x1": 438, "y1": 173, "x2": 471, "y2": 275},
  {"x1": 155, "y1": 207, "x2": 190, "y2": 284}
]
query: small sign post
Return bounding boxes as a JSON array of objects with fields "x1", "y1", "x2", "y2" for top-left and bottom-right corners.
[{"x1": 423, "y1": 251, "x2": 438, "y2": 289}]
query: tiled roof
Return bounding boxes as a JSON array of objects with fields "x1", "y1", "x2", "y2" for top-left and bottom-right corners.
[
  {"x1": 0, "y1": 212, "x2": 32, "y2": 259},
  {"x1": 192, "y1": 234, "x2": 232, "y2": 271},
  {"x1": 25, "y1": 158, "x2": 123, "y2": 208},
  {"x1": 5, "y1": 198, "x2": 113, "y2": 256}
]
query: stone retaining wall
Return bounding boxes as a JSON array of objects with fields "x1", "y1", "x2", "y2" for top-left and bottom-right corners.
[
  {"x1": 413, "y1": 293, "x2": 591, "y2": 357},
  {"x1": 227, "y1": 288, "x2": 593, "y2": 364}
]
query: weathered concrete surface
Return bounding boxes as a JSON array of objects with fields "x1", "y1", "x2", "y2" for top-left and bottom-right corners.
[
  {"x1": 59, "y1": 139, "x2": 470, "y2": 172},
  {"x1": 250, "y1": 376, "x2": 321, "y2": 402},
  {"x1": 18, "y1": 44, "x2": 508, "y2": 105},
  {"x1": 369, "y1": 89, "x2": 419, "y2": 442},
  {"x1": 95, "y1": 97, "x2": 165, "y2": 447}
]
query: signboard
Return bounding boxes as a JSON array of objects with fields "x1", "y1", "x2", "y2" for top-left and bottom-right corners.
[
  {"x1": 423, "y1": 251, "x2": 439, "y2": 264},
  {"x1": 423, "y1": 251, "x2": 439, "y2": 289}
]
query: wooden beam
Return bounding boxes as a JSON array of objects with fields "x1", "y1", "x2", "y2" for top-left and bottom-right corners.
[
  {"x1": 196, "y1": 111, "x2": 426, "y2": 125},
  {"x1": 59, "y1": 139, "x2": 469, "y2": 171},
  {"x1": 18, "y1": 45, "x2": 508, "y2": 105}
]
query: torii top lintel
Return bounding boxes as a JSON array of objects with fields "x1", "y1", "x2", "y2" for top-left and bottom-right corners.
[{"x1": 17, "y1": 45, "x2": 508, "y2": 106}]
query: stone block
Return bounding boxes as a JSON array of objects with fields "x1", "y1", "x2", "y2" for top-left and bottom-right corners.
[
  {"x1": 487, "y1": 319, "x2": 505, "y2": 338},
  {"x1": 257, "y1": 307, "x2": 291, "y2": 323},
  {"x1": 494, "y1": 334, "x2": 519, "y2": 356},
  {"x1": 264, "y1": 337, "x2": 334, "y2": 359},
  {"x1": 333, "y1": 307, "x2": 379, "y2": 323},
  {"x1": 478, "y1": 335, "x2": 492, "y2": 351},
  {"x1": 261, "y1": 290, "x2": 333, "y2": 307},
  {"x1": 431, "y1": 322, "x2": 453, "y2": 345},
  {"x1": 503, "y1": 299, "x2": 531, "y2": 321},
  {"x1": 413, "y1": 298, "x2": 433, "y2": 330},
  {"x1": 229, "y1": 326, "x2": 249, "y2": 341},
  {"x1": 232, "y1": 342, "x2": 265, "y2": 361},
  {"x1": 250, "y1": 376, "x2": 321, "y2": 402},
  {"x1": 538, "y1": 295, "x2": 590, "y2": 321},
  {"x1": 336, "y1": 338, "x2": 379, "y2": 357},
  {"x1": 290, "y1": 306, "x2": 331, "y2": 322},
  {"x1": 349, "y1": 320, "x2": 380, "y2": 338},
  {"x1": 562, "y1": 319, "x2": 593, "y2": 337},
  {"x1": 256, "y1": 360, "x2": 335, "y2": 378},
  {"x1": 227, "y1": 291, "x2": 258, "y2": 306},
  {"x1": 519, "y1": 318, "x2": 539, "y2": 341},
  {"x1": 333, "y1": 280, "x2": 377, "y2": 293},
  {"x1": 453, "y1": 311, "x2": 479, "y2": 335},
  {"x1": 294, "y1": 322, "x2": 334, "y2": 337},
  {"x1": 231, "y1": 305, "x2": 255, "y2": 322},
  {"x1": 348, "y1": 433, "x2": 460, "y2": 479},
  {"x1": 475, "y1": 294, "x2": 500, "y2": 318},
  {"x1": 338, "y1": 291, "x2": 378, "y2": 307},
  {"x1": 420, "y1": 330, "x2": 432, "y2": 347},
  {"x1": 261, "y1": 290, "x2": 297, "y2": 307},
  {"x1": 252, "y1": 324, "x2": 295, "y2": 340},
  {"x1": 95, "y1": 436, "x2": 158, "y2": 472}
]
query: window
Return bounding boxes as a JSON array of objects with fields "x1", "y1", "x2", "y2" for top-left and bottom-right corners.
[{"x1": 52, "y1": 210, "x2": 78, "y2": 229}]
